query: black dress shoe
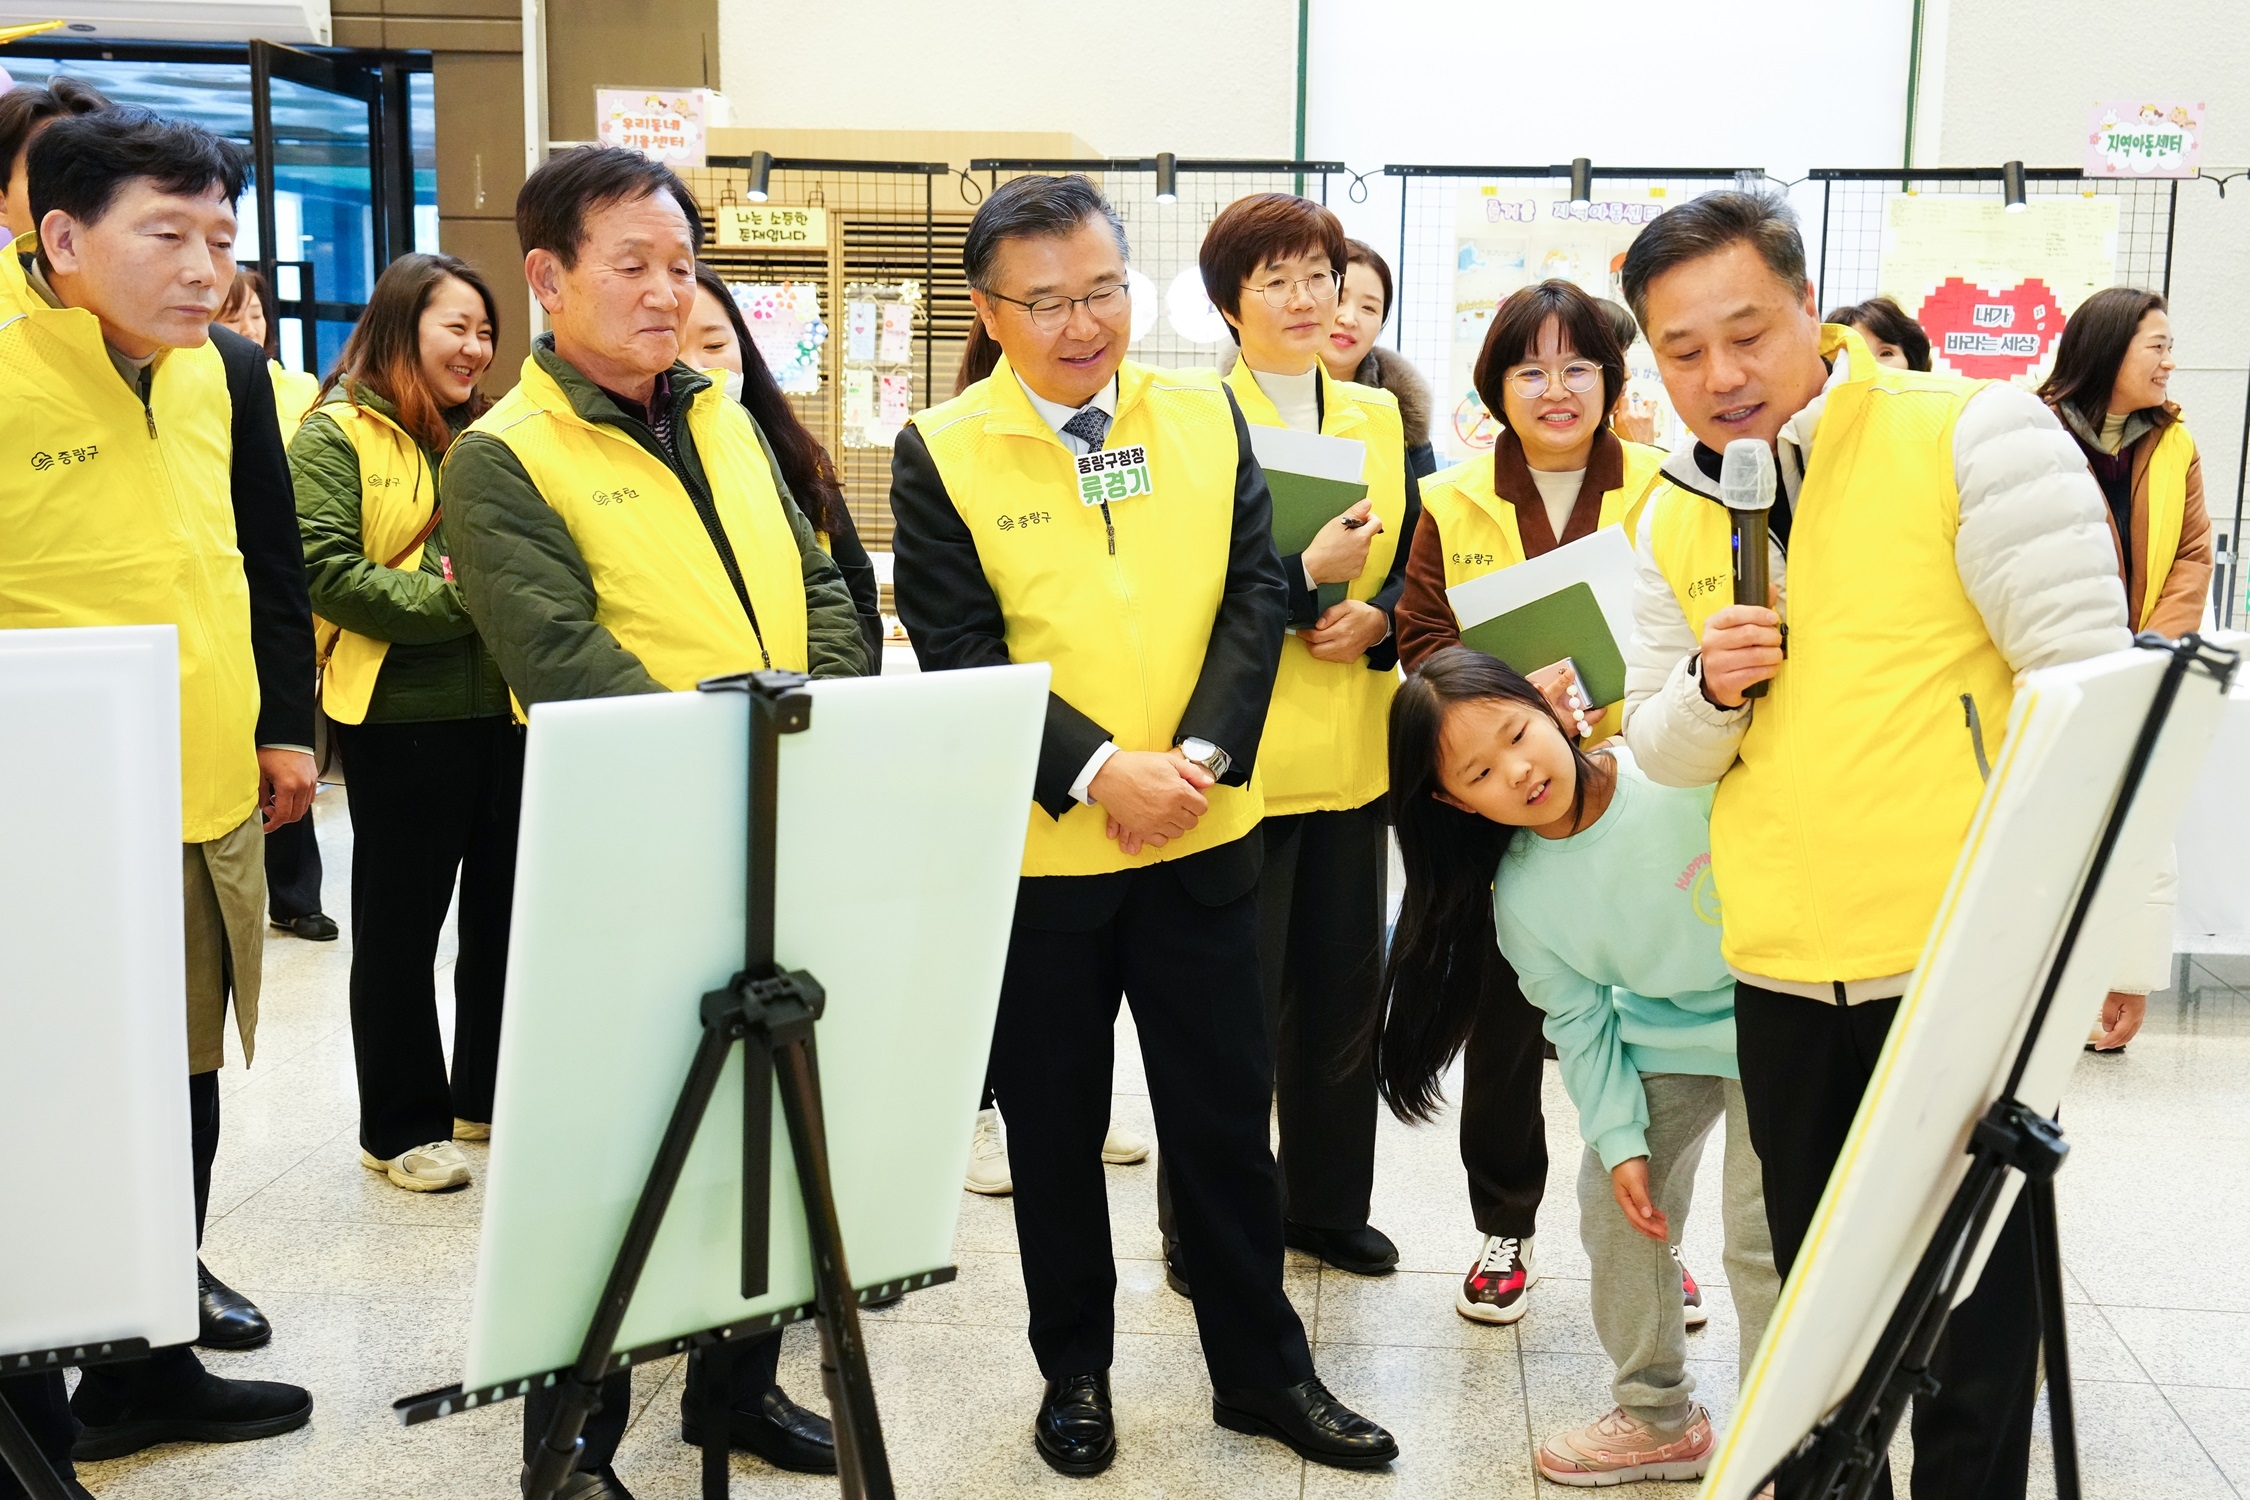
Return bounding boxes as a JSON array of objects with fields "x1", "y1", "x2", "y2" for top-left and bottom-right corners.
[
  {"x1": 1283, "y1": 1221, "x2": 1400, "y2": 1277},
  {"x1": 680, "y1": 1384, "x2": 836, "y2": 1474},
  {"x1": 70, "y1": 1368, "x2": 312, "y2": 1460},
  {"x1": 1164, "y1": 1250, "x2": 1191, "y2": 1299},
  {"x1": 1212, "y1": 1377, "x2": 1397, "y2": 1469},
  {"x1": 196, "y1": 1260, "x2": 272, "y2": 1350},
  {"x1": 1034, "y1": 1371, "x2": 1115, "y2": 1476},
  {"x1": 553, "y1": 1468, "x2": 636, "y2": 1500},
  {"x1": 270, "y1": 912, "x2": 339, "y2": 941}
]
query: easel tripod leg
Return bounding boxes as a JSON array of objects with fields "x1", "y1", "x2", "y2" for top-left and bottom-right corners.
[
  {"x1": 0, "y1": 1389, "x2": 72, "y2": 1500},
  {"x1": 2027, "y1": 1174, "x2": 2082, "y2": 1500},
  {"x1": 774, "y1": 1034, "x2": 894, "y2": 1500}
]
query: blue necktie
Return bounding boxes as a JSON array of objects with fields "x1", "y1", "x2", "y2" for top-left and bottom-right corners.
[{"x1": 1060, "y1": 405, "x2": 1111, "y2": 450}]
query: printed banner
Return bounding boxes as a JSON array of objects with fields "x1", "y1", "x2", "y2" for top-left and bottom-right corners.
[
  {"x1": 2086, "y1": 101, "x2": 2204, "y2": 179},
  {"x1": 715, "y1": 205, "x2": 828, "y2": 250},
  {"x1": 1877, "y1": 194, "x2": 2119, "y2": 387},
  {"x1": 594, "y1": 88, "x2": 706, "y2": 169}
]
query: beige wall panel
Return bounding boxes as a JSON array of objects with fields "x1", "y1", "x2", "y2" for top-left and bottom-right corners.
[
  {"x1": 433, "y1": 51, "x2": 527, "y2": 219},
  {"x1": 545, "y1": 1, "x2": 719, "y2": 143}
]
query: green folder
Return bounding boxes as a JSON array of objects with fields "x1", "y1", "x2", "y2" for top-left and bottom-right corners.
[
  {"x1": 1458, "y1": 581, "x2": 1628, "y2": 707},
  {"x1": 1249, "y1": 425, "x2": 1369, "y2": 616}
]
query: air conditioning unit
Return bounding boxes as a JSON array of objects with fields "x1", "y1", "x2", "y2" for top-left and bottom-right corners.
[{"x1": 0, "y1": 1, "x2": 332, "y2": 46}]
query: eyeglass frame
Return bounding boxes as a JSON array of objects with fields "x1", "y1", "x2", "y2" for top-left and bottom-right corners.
[
  {"x1": 1502, "y1": 360, "x2": 1605, "y2": 400},
  {"x1": 1240, "y1": 270, "x2": 1342, "y2": 309},
  {"x1": 981, "y1": 281, "x2": 1133, "y2": 331}
]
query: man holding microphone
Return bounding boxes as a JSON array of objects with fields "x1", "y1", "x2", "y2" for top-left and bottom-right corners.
[
  {"x1": 890, "y1": 173, "x2": 1395, "y2": 1476},
  {"x1": 1618, "y1": 191, "x2": 2130, "y2": 1498}
]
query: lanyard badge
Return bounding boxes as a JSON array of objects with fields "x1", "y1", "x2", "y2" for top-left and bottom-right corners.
[{"x1": 1074, "y1": 445, "x2": 1153, "y2": 506}]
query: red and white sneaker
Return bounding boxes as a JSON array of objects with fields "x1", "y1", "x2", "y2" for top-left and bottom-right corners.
[
  {"x1": 1674, "y1": 1245, "x2": 1707, "y2": 1329},
  {"x1": 1537, "y1": 1403, "x2": 1714, "y2": 1486},
  {"x1": 1456, "y1": 1234, "x2": 1537, "y2": 1324}
]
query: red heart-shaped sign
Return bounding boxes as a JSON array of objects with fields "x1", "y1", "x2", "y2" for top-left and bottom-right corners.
[{"x1": 1915, "y1": 276, "x2": 2062, "y2": 381}]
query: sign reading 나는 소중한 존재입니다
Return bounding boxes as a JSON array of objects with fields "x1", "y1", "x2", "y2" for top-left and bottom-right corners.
[
  {"x1": 716, "y1": 205, "x2": 830, "y2": 250},
  {"x1": 2086, "y1": 101, "x2": 2204, "y2": 178},
  {"x1": 594, "y1": 88, "x2": 707, "y2": 168}
]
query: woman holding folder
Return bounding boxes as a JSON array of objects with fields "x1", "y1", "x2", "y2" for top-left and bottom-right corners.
[
  {"x1": 1388, "y1": 278, "x2": 1676, "y2": 1328},
  {"x1": 1160, "y1": 193, "x2": 1419, "y2": 1279}
]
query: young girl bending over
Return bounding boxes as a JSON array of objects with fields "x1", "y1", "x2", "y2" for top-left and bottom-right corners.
[{"x1": 1376, "y1": 648, "x2": 1779, "y2": 1486}]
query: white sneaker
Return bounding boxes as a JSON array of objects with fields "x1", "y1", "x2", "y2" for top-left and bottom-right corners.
[
  {"x1": 452, "y1": 1117, "x2": 490, "y2": 1142},
  {"x1": 1100, "y1": 1122, "x2": 1149, "y2": 1165},
  {"x1": 964, "y1": 1107, "x2": 1012, "y2": 1195},
  {"x1": 361, "y1": 1139, "x2": 471, "y2": 1192}
]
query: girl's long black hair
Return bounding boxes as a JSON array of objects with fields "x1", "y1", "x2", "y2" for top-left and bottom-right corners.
[{"x1": 1373, "y1": 648, "x2": 1605, "y2": 1122}]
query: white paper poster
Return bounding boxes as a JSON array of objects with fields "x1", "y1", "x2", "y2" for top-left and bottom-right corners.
[
  {"x1": 729, "y1": 281, "x2": 827, "y2": 396},
  {"x1": 594, "y1": 87, "x2": 706, "y2": 169},
  {"x1": 846, "y1": 302, "x2": 878, "y2": 364},
  {"x1": 878, "y1": 304, "x2": 914, "y2": 365}
]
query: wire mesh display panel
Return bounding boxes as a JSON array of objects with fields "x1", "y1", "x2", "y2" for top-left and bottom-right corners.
[
  {"x1": 1386, "y1": 165, "x2": 1761, "y2": 461},
  {"x1": 682, "y1": 158, "x2": 950, "y2": 556},
  {"x1": 968, "y1": 159, "x2": 1348, "y2": 373},
  {"x1": 1811, "y1": 168, "x2": 2178, "y2": 314}
]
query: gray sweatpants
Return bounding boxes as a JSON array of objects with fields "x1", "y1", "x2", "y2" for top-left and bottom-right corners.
[{"x1": 1576, "y1": 1073, "x2": 1779, "y2": 1431}]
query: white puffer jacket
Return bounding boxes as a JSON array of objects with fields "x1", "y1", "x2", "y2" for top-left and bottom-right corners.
[{"x1": 1618, "y1": 344, "x2": 2157, "y2": 994}]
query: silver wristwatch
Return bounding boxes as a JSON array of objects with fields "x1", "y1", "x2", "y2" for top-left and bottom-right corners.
[{"x1": 1177, "y1": 737, "x2": 1230, "y2": 779}]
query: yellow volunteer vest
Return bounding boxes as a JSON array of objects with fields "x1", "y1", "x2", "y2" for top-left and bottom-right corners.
[
  {"x1": 269, "y1": 361, "x2": 320, "y2": 436},
  {"x1": 1420, "y1": 435, "x2": 1664, "y2": 741},
  {"x1": 2139, "y1": 418, "x2": 2193, "y2": 631},
  {"x1": 1644, "y1": 325, "x2": 2012, "y2": 982},
  {"x1": 914, "y1": 356, "x2": 1264, "y2": 876},
  {"x1": 312, "y1": 400, "x2": 436, "y2": 724},
  {"x1": 0, "y1": 237, "x2": 260, "y2": 842},
  {"x1": 461, "y1": 354, "x2": 809, "y2": 690},
  {"x1": 1222, "y1": 358, "x2": 1401, "y2": 815}
]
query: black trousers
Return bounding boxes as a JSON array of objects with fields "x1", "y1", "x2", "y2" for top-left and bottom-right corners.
[
  {"x1": 332, "y1": 717, "x2": 523, "y2": 1160},
  {"x1": 1736, "y1": 984, "x2": 2042, "y2": 1500},
  {"x1": 521, "y1": 1331, "x2": 783, "y2": 1471},
  {"x1": 993, "y1": 862, "x2": 1314, "y2": 1390},
  {"x1": 262, "y1": 803, "x2": 324, "y2": 921},
  {"x1": 1459, "y1": 962, "x2": 1549, "y2": 1239}
]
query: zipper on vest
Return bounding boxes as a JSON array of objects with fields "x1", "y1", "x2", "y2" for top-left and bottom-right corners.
[
  {"x1": 1960, "y1": 693, "x2": 1991, "y2": 782},
  {"x1": 633, "y1": 387, "x2": 770, "y2": 669},
  {"x1": 140, "y1": 365, "x2": 156, "y2": 438},
  {"x1": 1100, "y1": 499, "x2": 1115, "y2": 556}
]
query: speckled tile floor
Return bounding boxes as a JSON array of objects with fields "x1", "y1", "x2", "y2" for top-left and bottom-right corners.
[{"x1": 64, "y1": 791, "x2": 2250, "y2": 1498}]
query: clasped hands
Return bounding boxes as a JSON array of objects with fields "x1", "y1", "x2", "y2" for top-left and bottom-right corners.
[{"x1": 1090, "y1": 747, "x2": 1216, "y2": 857}]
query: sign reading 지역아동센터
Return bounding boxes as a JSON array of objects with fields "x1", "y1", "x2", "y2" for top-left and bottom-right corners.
[
  {"x1": 2086, "y1": 100, "x2": 2204, "y2": 178},
  {"x1": 715, "y1": 205, "x2": 829, "y2": 250}
]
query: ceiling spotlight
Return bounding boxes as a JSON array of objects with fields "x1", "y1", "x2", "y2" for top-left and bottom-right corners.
[
  {"x1": 1154, "y1": 152, "x2": 1178, "y2": 205},
  {"x1": 747, "y1": 150, "x2": 773, "y2": 203},
  {"x1": 1568, "y1": 157, "x2": 1593, "y2": 205},
  {"x1": 2002, "y1": 159, "x2": 2027, "y2": 213}
]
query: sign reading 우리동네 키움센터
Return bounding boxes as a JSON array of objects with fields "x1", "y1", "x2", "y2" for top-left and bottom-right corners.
[
  {"x1": 594, "y1": 87, "x2": 707, "y2": 168},
  {"x1": 716, "y1": 205, "x2": 829, "y2": 250},
  {"x1": 2086, "y1": 100, "x2": 2204, "y2": 178}
]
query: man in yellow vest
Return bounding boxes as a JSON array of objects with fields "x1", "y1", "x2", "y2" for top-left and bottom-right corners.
[
  {"x1": 890, "y1": 173, "x2": 1396, "y2": 1476},
  {"x1": 441, "y1": 146, "x2": 862, "y2": 1500},
  {"x1": 0, "y1": 107, "x2": 316, "y2": 1492},
  {"x1": 1617, "y1": 191, "x2": 2131, "y2": 1499}
]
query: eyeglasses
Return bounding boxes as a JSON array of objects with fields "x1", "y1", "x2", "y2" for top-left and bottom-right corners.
[
  {"x1": 1505, "y1": 361, "x2": 1603, "y2": 399},
  {"x1": 984, "y1": 282, "x2": 1131, "y2": 331},
  {"x1": 1242, "y1": 272, "x2": 1341, "y2": 309}
]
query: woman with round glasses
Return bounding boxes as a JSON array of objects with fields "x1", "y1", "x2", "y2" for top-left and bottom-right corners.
[
  {"x1": 1390, "y1": 277, "x2": 1672, "y2": 1331},
  {"x1": 1155, "y1": 192, "x2": 1421, "y2": 1288}
]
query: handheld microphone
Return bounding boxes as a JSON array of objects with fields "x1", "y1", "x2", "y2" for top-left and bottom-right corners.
[{"x1": 1719, "y1": 438, "x2": 1776, "y2": 700}]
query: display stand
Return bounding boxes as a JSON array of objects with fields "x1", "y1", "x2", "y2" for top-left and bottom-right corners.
[
  {"x1": 1761, "y1": 633, "x2": 2238, "y2": 1500},
  {"x1": 0, "y1": 1339, "x2": 152, "y2": 1500}
]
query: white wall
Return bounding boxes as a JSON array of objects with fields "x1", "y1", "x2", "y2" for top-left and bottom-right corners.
[
  {"x1": 1926, "y1": 0, "x2": 2250, "y2": 591},
  {"x1": 716, "y1": 0, "x2": 1295, "y2": 156}
]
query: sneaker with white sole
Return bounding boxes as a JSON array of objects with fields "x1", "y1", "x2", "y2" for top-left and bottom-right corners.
[
  {"x1": 361, "y1": 1139, "x2": 470, "y2": 1192},
  {"x1": 453, "y1": 1118, "x2": 490, "y2": 1142},
  {"x1": 1100, "y1": 1122, "x2": 1149, "y2": 1165},
  {"x1": 1537, "y1": 1403, "x2": 1713, "y2": 1486},
  {"x1": 964, "y1": 1107, "x2": 1012, "y2": 1195},
  {"x1": 1673, "y1": 1245, "x2": 1707, "y2": 1329},
  {"x1": 1456, "y1": 1234, "x2": 1537, "y2": 1324}
]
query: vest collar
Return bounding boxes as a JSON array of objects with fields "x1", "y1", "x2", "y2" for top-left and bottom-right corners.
[
  {"x1": 1222, "y1": 355, "x2": 1367, "y2": 439},
  {"x1": 524, "y1": 335, "x2": 712, "y2": 434},
  {"x1": 982, "y1": 353, "x2": 1154, "y2": 448}
]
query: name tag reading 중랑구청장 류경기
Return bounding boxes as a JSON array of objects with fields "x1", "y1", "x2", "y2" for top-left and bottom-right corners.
[{"x1": 1075, "y1": 446, "x2": 1153, "y2": 506}]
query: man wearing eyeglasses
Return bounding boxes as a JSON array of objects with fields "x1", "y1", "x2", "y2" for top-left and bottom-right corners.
[{"x1": 889, "y1": 173, "x2": 1397, "y2": 1477}]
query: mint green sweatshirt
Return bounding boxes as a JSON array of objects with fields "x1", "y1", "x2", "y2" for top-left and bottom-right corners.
[{"x1": 1492, "y1": 759, "x2": 1737, "y2": 1171}]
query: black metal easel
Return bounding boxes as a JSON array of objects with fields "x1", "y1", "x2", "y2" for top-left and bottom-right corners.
[
  {"x1": 0, "y1": 1337, "x2": 152, "y2": 1500},
  {"x1": 1764, "y1": 632, "x2": 2238, "y2": 1500},
  {"x1": 512, "y1": 669, "x2": 892, "y2": 1500}
]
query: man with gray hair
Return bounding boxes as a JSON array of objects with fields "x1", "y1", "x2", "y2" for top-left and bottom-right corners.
[
  {"x1": 1618, "y1": 191, "x2": 2129, "y2": 1497},
  {"x1": 890, "y1": 173, "x2": 1396, "y2": 1476}
]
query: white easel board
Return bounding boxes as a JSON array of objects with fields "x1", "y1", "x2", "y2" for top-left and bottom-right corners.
[
  {"x1": 0, "y1": 626, "x2": 198, "y2": 1357},
  {"x1": 1703, "y1": 642, "x2": 2231, "y2": 1498},
  {"x1": 2173, "y1": 680, "x2": 2250, "y2": 953},
  {"x1": 461, "y1": 663, "x2": 1046, "y2": 1390}
]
